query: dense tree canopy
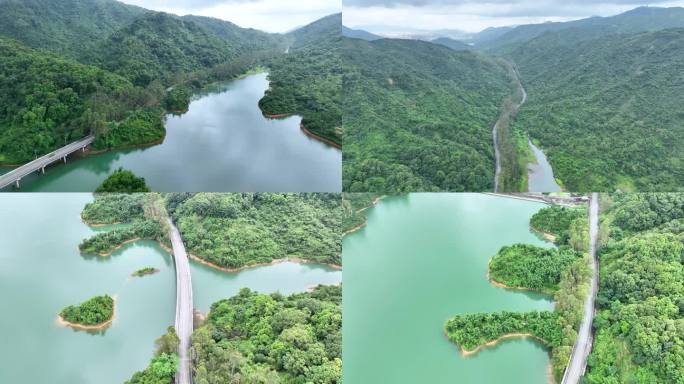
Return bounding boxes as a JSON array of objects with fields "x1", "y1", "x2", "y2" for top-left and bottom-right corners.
[
  {"x1": 95, "y1": 168, "x2": 151, "y2": 193},
  {"x1": 126, "y1": 327, "x2": 180, "y2": 384},
  {"x1": 59, "y1": 294, "x2": 114, "y2": 325},
  {"x1": 81, "y1": 193, "x2": 147, "y2": 224},
  {"x1": 586, "y1": 193, "x2": 684, "y2": 383},
  {"x1": 342, "y1": 37, "x2": 511, "y2": 192},
  {"x1": 530, "y1": 205, "x2": 587, "y2": 245},
  {"x1": 509, "y1": 28, "x2": 684, "y2": 191},
  {"x1": 191, "y1": 285, "x2": 342, "y2": 384},
  {"x1": 489, "y1": 244, "x2": 583, "y2": 293},
  {"x1": 172, "y1": 193, "x2": 343, "y2": 268},
  {"x1": 446, "y1": 311, "x2": 562, "y2": 351},
  {"x1": 0, "y1": 38, "x2": 139, "y2": 163},
  {"x1": 259, "y1": 13, "x2": 342, "y2": 146}
]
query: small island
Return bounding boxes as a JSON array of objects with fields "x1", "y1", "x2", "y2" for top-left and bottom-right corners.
[
  {"x1": 132, "y1": 267, "x2": 159, "y2": 277},
  {"x1": 58, "y1": 295, "x2": 115, "y2": 330}
]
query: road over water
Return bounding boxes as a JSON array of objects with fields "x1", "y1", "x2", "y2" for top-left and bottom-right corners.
[
  {"x1": 562, "y1": 193, "x2": 599, "y2": 384},
  {"x1": 0, "y1": 135, "x2": 94, "y2": 189},
  {"x1": 167, "y1": 219, "x2": 193, "y2": 384}
]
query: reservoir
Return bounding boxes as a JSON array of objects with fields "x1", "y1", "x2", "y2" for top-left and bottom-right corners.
[
  {"x1": 0, "y1": 73, "x2": 341, "y2": 192},
  {"x1": 343, "y1": 193, "x2": 554, "y2": 384},
  {"x1": 0, "y1": 193, "x2": 341, "y2": 384},
  {"x1": 527, "y1": 139, "x2": 562, "y2": 192}
]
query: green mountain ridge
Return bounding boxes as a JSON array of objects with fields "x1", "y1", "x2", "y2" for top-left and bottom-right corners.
[
  {"x1": 510, "y1": 27, "x2": 684, "y2": 191},
  {"x1": 479, "y1": 6, "x2": 684, "y2": 52},
  {"x1": 259, "y1": 13, "x2": 343, "y2": 145},
  {"x1": 0, "y1": 0, "x2": 149, "y2": 59},
  {"x1": 343, "y1": 37, "x2": 511, "y2": 192}
]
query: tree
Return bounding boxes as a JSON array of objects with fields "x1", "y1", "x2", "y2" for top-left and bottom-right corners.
[{"x1": 96, "y1": 168, "x2": 151, "y2": 193}]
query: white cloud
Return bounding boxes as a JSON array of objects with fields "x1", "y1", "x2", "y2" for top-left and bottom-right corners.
[{"x1": 119, "y1": 0, "x2": 341, "y2": 32}]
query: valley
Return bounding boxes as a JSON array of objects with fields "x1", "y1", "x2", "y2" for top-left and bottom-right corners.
[
  {"x1": 0, "y1": 0, "x2": 341, "y2": 192},
  {"x1": 342, "y1": 6, "x2": 684, "y2": 192}
]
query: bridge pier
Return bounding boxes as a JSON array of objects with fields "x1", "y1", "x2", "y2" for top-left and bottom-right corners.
[
  {"x1": 15, "y1": 179, "x2": 20, "y2": 188},
  {"x1": 63, "y1": 156, "x2": 67, "y2": 164},
  {"x1": 41, "y1": 166, "x2": 45, "y2": 174},
  {"x1": 82, "y1": 146, "x2": 86, "y2": 152}
]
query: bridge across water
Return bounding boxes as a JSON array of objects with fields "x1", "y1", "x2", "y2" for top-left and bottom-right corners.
[
  {"x1": 167, "y1": 219, "x2": 194, "y2": 384},
  {"x1": 0, "y1": 135, "x2": 95, "y2": 190}
]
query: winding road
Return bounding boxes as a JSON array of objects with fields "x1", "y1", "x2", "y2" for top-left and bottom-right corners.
[
  {"x1": 167, "y1": 219, "x2": 194, "y2": 384},
  {"x1": 561, "y1": 193, "x2": 599, "y2": 384},
  {"x1": 493, "y1": 62, "x2": 527, "y2": 192}
]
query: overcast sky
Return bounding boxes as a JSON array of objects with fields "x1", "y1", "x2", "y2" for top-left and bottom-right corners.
[
  {"x1": 343, "y1": 0, "x2": 684, "y2": 33},
  {"x1": 118, "y1": 0, "x2": 341, "y2": 32}
]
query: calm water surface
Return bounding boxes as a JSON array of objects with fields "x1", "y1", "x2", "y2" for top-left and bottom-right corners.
[
  {"x1": 527, "y1": 139, "x2": 562, "y2": 192},
  {"x1": 343, "y1": 193, "x2": 554, "y2": 384},
  {"x1": 0, "y1": 73, "x2": 341, "y2": 192},
  {"x1": 0, "y1": 194, "x2": 341, "y2": 383}
]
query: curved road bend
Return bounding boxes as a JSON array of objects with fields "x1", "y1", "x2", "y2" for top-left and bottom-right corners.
[
  {"x1": 0, "y1": 135, "x2": 94, "y2": 189},
  {"x1": 493, "y1": 63, "x2": 527, "y2": 192},
  {"x1": 167, "y1": 219, "x2": 194, "y2": 384},
  {"x1": 562, "y1": 193, "x2": 599, "y2": 384}
]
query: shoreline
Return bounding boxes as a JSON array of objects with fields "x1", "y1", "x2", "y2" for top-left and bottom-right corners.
[
  {"x1": 486, "y1": 258, "x2": 554, "y2": 295},
  {"x1": 57, "y1": 297, "x2": 116, "y2": 331},
  {"x1": 530, "y1": 227, "x2": 557, "y2": 242},
  {"x1": 300, "y1": 123, "x2": 342, "y2": 149},
  {"x1": 158, "y1": 241, "x2": 342, "y2": 272},
  {"x1": 81, "y1": 237, "x2": 143, "y2": 257},
  {"x1": 260, "y1": 110, "x2": 341, "y2": 149},
  {"x1": 342, "y1": 221, "x2": 367, "y2": 236},
  {"x1": 457, "y1": 332, "x2": 548, "y2": 356},
  {"x1": 342, "y1": 195, "x2": 385, "y2": 237}
]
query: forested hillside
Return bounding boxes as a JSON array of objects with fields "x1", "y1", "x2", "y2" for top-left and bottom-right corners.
[
  {"x1": 259, "y1": 13, "x2": 342, "y2": 146},
  {"x1": 90, "y1": 12, "x2": 284, "y2": 86},
  {"x1": 342, "y1": 37, "x2": 511, "y2": 192},
  {"x1": 0, "y1": 0, "x2": 148, "y2": 59},
  {"x1": 586, "y1": 193, "x2": 684, "y2": 383},
  {"x1": 510, "y1": 28, "x2": 684, "y2": 191},
  {"x1": 170, "y1": 193, "x2": 343, "y2": 269},
  {"x1": 0, "y1": 38, "x2": 146, "y2": 163},
  {"x1": 0, "y1": 0, "x2": 320, "y2": 163},
  {"x1": 191, "y1": 285, "x2": 342, "y2": 383}
]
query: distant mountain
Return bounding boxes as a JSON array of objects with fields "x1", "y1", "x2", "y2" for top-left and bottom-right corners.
[
  {"x1": 431, "y1": 37, "x2": 471, "y2": 51},
  {"x1": 479, "y1": 6, "x2": 684, "y2": 51},
  {"x1": 0, "y1": 0, "x2": 148, "y2": 58},
  {"x1": 471, "y1": 26, "x2": 515, "y2": 45},
  {"x1": 343, "y1": 38, "x2": 512, "y2": 192},
  {"x1": 288, "y1": 12, "x2": 341, "y2": 48},
  {"x1": 181, "y1": 15, "x2": 283, "y2": 50},
  {"x1": 352, "y1": 24, "x2": 472, "y2": 41},
  {"x1": 509, "y1": 27, "x2": 684, "y2": 191},
  {"x1": 342, "y1": 26, "x2": 381, "y2": 41}
]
